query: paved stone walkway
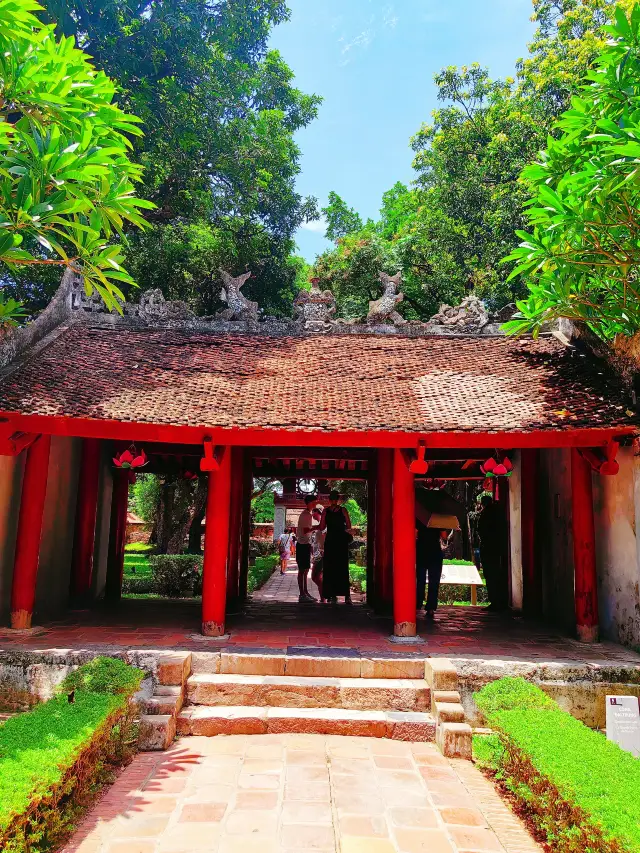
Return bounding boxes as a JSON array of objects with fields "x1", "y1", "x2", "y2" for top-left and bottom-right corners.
[
  {"x1": 253, "y1": 559, "x2": 364, "y2": 605},
  {"x1": 63, "y1": 735, "x2": 542, "y2": 853}
]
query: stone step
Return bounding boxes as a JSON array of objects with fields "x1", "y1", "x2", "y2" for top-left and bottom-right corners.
[
  {"x1": 186, "y1": 673, "x2": 430, "y2": 711},
  {"x1": 145, "y1": 685, "x2": 184, "y2": 716},
  {"x1": 436, "y1": 721, "x2": 472, "y2": 759},
  {"x1": 139, "y1": 713, "x2": 176, "y2": 751},
  {"x1": 156, "y1": 652, "x2": 192, "y2": 687},
  {"x1": 177, "y1": 705, "x2": 436, "y2": 741},
  {"x1": 191, "y1": 650, "x2": 427, "y2": 679},
  {"x1": 434, "y1": 701, "x2": 466, "y2": 725}
]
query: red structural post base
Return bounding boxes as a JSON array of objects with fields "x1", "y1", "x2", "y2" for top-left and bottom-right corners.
[
  {"x1": 392, "y1": 448, "x2": 416, "y2": 637},
  {"x1": 202, "y1": 445, "x2": 232, "y2": 636},
  {"x1": 70, "y1": 438, "x2": 101, "y2": 601},
  {"x1": 226, "y1": 447, "x2": 243, "y2": 605},
  {"x1": 366, "y1": 470, "x2": 376, "y2": 607},
  {"x1": 571, "y1": 448, "x2": 599, "y2": 642},
  {"x1": 375, "y1": 448, "x2": 393, "y2": 611},
  {"x1": 521, "y1": 448, "x2": 541, "y2": 616},
  {"x1": 10, "y1": 435, "x2": 51, "y2": 629},
  {"x1": 105, "y1": 470, "x2": 129, "y2": 602}
]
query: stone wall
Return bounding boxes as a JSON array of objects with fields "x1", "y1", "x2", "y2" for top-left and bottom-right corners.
[{"x1": 593, "y1": 446, "x2": 640, "y2": 647}]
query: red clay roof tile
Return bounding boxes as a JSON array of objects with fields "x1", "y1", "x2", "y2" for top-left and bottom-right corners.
[{"x1": 0, "y1": 325, "x2": 632, "y2": 434}]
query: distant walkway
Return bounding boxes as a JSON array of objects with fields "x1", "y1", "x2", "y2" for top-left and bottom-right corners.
[
  {"x1": 253, "y1": 558, "x2": 308, "y2": 603},
  {"x1": 63, "y1": 734, "x2": 542, "y2": 853}
]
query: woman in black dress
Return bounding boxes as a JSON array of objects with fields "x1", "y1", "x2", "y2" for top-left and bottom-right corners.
[{"x1": 316, "y1": 490, "x2": 352, "y2": 604}]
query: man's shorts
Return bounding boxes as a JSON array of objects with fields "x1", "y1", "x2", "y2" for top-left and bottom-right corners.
[{"x1": 297, "y1": 543, "x2": 312, "y2": 572}]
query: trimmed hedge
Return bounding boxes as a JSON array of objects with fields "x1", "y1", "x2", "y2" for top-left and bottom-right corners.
[
  {"x1": 474, "y1": 677, "x2": 640, "y2": 853},
  {"x1": 150, "y1": 554, "x2": 203, "y2": 597},
  {"x1": 0, "y1": 657, "x2": 143, "y2": 852},
  {"x1": 248, "y1": 555, "x2": 279, "y2": 593}
]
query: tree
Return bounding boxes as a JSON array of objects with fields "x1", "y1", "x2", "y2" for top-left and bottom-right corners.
[
  {"x1": 322, "y1": 191, "x2": 363, "y2": 242},
  {"x1": 411, "y1": 65, "x2": 546, "y2": 309},
  {"x1": 0, "y1": 0, "x2": 153, "y2": 311},
  {"x1": 36, "y1": 0, "x2": 320, "y2": 317},
  {"x1": 505, "y1": 4, "x2": 640, "y2": 341},
  {"x1": 519, "y1": 0, "x2": 636, "y2": 117}
]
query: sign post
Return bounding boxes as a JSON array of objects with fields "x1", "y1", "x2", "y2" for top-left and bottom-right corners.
[{"x1": 606, "y1": 695, "x2": 640, "y2": 757}]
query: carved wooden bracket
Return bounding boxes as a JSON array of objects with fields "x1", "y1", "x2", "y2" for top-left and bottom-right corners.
[
  {"x1": 579, "y1": 440, "x2": 620, "y2": 476},
  {"x1": 409, "y1": 442, "x2": 429, "y2": 475},
  {"x1": 200, "y1": 437, "x2": 221, "y2": 472},
  {"x1": 0, "y1": 431, "x2": 40, "y2": 456}
]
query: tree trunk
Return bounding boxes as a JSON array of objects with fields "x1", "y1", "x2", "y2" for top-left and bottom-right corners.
[{"x1": 167, "y1": 477, "x2": 208, "y2": 554}]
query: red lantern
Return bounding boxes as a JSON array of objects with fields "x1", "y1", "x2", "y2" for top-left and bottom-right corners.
[{"x1": 113, "y1": 444, "x2": 148, "y2": 470}]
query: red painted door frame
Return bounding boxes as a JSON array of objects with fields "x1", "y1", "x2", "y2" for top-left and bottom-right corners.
[
  {"x1": 374, "y1": 448, "x2": 394, "y2": 612},
  {"x1": 105, "y1": 469, "x2": 129, "y2": 602}
]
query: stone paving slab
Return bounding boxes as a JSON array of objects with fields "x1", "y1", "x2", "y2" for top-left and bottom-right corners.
[{"x1": 61, "y1": 734, "x2": 543, "y2": 853}]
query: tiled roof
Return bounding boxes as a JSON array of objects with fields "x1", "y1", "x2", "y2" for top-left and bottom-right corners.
[{"x1": 0, "y1": 325, "x2": 633, "y2": 434}]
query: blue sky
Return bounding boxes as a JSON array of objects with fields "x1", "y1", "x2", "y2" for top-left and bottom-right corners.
[{"x1": 270, "y1": 0, "x2": 536, "y2": 261}]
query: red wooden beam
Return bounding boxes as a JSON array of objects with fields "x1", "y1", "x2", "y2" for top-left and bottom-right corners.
[
  {"x1": 392, "y1": 448, "x2": 417, "y2": 637},
  {"x1": 10, "y1": 435, "x2": 51, "y2": 629},
  {"x1": 0, "y1": 411, "x2": 633, "y2": 450},
  {"x1": 571, "y1": 448, "x2": 599, "y2": 642},
  {"x1": 202, "y1": 446, "x2": 232, "y2": 636}
]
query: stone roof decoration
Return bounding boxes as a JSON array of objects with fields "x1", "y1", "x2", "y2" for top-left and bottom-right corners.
[
  {"x1": 428, "y1": 295, "x2": 491, "y2": 333},
  {"x1": 367, "y1": 272, "x2": 407, "y2": 326},
  {"x1": 293, "y1": 278, "x2": 337, "y2": 331},
  {"x1": 137, "y1": 289, "x2": 194, "y2": 323},
  {"x1": 217, "y1": 270, "x2": 258, "y2": 324}
]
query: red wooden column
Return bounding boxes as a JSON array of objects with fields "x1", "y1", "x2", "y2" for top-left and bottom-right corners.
[
  {"x1": 105, "y1": 469, "x2": 129, "y2": 602},
  {"x1": 70, "y1": 438, "x2": 101, "y2": 602},
  {"x1": 374, "y1": 448, "x2": 393, "y2": 611},
  {"x1": 226, "y1": 447, "x2": 243, "y2": 606},
  {"x1": 202, "y1": 446, "x2": 232, "y2": 636},
  {"x1": 238, "y1": 452, "x2": 253, "y2": 602},
  {"x1": 392, "y1": 448, "x2": 417, "y2": 637},
  {"x1": 521, "y1": 448, "x2": 542, "y2": 616},
  {"x1": 571, "y1": 448, "x2": 599, "y2": 642},
  {"x1": 10, "y1": 435, "x2": 51, "y2": 629}
]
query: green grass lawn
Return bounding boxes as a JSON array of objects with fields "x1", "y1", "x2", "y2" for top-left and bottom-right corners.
[{"x1": 123, "y1": 554, "x2": 152, "y2": 578}]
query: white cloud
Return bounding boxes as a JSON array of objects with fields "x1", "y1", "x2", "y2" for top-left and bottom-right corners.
[
  {"x1": 300, "y1": 218, "x2": 327, "y2": 235},
  {"x1": 341, "y1": 28, "x2": 374, "y2": 55}
]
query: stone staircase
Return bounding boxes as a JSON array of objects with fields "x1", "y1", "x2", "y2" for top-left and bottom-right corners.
[{"x1": 138, "y1": 650, "x2": 472, "y2": 759}]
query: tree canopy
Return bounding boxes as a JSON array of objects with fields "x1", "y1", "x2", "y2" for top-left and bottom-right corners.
[
  {"x1": 312, "y1": 0, "x2": 638, "y2": 324},
  {"x1": 505, "y1": 4, "x2": 640, "y2": 340},
  {"x1": 0, "y1": 0, "x2": 153, "y2": 312}
]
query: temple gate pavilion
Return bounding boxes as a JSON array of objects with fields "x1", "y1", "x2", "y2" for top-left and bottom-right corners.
[{"x1": 0, "y1": 270, "x2": 638, "y2": 649}]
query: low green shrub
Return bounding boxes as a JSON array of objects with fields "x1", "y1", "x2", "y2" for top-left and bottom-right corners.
[
  {"x1": 0, "y1": 657, "x2": 142, "y2": 852},
  {"x1": 349, "y1": 563, "x2": 367, "y2": 593},
  {"x1": 474, "y1": 677, "x2": 640, "y2": 853},
  {"x1": 124, "y1": 542, "x2": 154, "y2": 553},
  {"x1": 60, "y1": 656, "x2": 143, "y2": 696},
  {"x1": 437, "y1": 583, "x2": 488, "y2": 605},
  {"x1": 150, "y1": 554, "x2": 203, "y2": 597},
  {"x1": 248, "y1": 555, "x2": 278, "y2": 593},
  {"x1": 248, "y1": 538, "x2": 277, "y2": 561},
  {"x1": 122, "y1": 576, "x2": 155, "y2": 595}
]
